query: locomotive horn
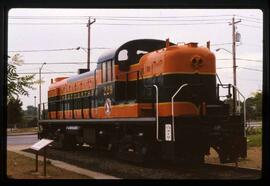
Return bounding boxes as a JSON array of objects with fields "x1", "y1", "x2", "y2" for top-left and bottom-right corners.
[{"x1": 166, "y1": 38, "x2": 170, "y2": 48}]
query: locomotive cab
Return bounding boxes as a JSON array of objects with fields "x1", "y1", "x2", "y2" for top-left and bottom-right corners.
[{"x1": 115, "y1": 39, "x2": 175, "y2": 71}]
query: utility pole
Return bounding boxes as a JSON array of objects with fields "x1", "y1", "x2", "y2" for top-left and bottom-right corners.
[
  {"x1": 87, "y1": 17, "x2": 96, "y2": 71},
  {"x1": 34, "y1": 96, "x2": 37, "y2": 118},
  {"x1": 34, "y1": 96, "x2": 37, "y2": 109},
  {"x1": 229, "y1": 17, "x2": 241, "y2": 114},
  {"x1": 39, "y1": 62, "x2": 46, "y2": 120}
]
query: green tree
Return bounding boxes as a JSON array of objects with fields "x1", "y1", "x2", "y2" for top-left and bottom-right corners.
[
  {"x1": 22, "y1": 105, "x2": 38, "y2": 127},
  {"x1": 246, "y1": 90, "x2": 262, "y2": 121},
  {"x1": 7, "y1": 98, "x2": 23, "y2": 129},
  {"x1": 24, "y1": 105, "x2": 37, "y2": 117},
  {"x1": 7, "y1": 63, "x2": 36, "y2": 101},
  {"x1": 7, "y1": 54, "x2": 36, "y2": 102}
]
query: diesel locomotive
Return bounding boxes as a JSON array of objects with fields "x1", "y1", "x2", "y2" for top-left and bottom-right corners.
[{"x1": 38, "y1": 39, "x2": 247, "y2": 164}]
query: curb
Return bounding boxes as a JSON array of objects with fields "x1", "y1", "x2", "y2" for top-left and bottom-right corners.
[{"x1": 7, "y1": 132, "x2": 38, "y2": 136}]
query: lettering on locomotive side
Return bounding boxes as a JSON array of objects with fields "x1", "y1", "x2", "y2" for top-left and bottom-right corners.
[{"x1": 103, "y1": 85, "x2": 113, "y2": 96}]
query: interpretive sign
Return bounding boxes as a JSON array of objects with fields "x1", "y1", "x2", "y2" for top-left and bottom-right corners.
[
  {"x1": 30, "y1": 139, "x2": 53, "y2": 151},
  {"x1": 30, "y1": 138, "x2": 53, "y2": 176}
]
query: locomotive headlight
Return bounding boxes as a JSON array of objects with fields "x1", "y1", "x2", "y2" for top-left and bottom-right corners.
[{"x1": 191, "y1": 56, "x2": 203, "y2": 69}]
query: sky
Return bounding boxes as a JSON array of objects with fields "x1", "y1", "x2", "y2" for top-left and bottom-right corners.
[{"x1": 7, "y1": 9, "x2": 263, "y2": 110}]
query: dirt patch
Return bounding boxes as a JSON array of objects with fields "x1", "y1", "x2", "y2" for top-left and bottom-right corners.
[
  {"x1": 205, "y1": 147, "x2": 262, "y2": 169},
  {"x1": 7, "y1": 151, "x2": 91, "y2": 179}
]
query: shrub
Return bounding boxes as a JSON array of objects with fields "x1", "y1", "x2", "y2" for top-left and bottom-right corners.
[{"x1": 246, "y1": 127, "x2": 262, "y2": 135}]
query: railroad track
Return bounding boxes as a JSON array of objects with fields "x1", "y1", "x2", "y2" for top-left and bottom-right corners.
[
  {"x1": 23, "y1": 145, "x2": 261, "y2": 179},
  {"x1": 204, "y1": 163, "x2": 261, "y2": 174},
  {"x1": 193, "y1": 164, "x2": 261, "y2": 179}
]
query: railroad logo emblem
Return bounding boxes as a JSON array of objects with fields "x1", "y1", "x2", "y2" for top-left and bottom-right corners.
[{"x1": 104, "y1": 98, "x2": 112, "y2": 116}]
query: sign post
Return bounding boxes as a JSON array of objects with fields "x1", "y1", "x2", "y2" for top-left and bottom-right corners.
[
  {"x1": 35, "y1": 151, "x2": 38, "y2": 172},
  {"x1": 30, "y1": 139, "x2": 53, "y2": 177},
  {"x1": 44, "y1": 147, "x2": 47, "y2": 176}
]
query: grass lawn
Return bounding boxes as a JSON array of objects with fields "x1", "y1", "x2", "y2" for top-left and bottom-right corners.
[
  {"x1": 7, "y1": 151, "x2": 92, "y2": 179},
  {"x1": 247, "y1": 133, "x2": 262, "y2": 147}
]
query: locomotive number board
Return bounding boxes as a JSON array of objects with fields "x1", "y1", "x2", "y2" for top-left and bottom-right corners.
[{"x1": 165, "y1": 124, "x2": 172, "y2": 141}]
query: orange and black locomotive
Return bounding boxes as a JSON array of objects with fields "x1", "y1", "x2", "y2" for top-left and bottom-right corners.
[{"x1": 38, "y1": 39, "x2": 247, "y2": 164}]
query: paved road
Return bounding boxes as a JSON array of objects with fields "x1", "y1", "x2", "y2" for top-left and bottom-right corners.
[
  {"x1": 7, "y1": 134, "x2": 38, "y2": 145},
  {"x1": 246, "y1": 121, "x2": 262, "y2": 128}
]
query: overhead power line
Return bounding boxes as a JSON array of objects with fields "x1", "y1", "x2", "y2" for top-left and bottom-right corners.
[
  {"x1": 9, "y1": 17, "x2": 231, "y2": 22},
  {"x1": 238, "y1": 67, "x2": 262, "y2": 72},
  {"x1": 239, "y1": 18, "x2": 262, "y2": 24},
  {"x1": 8, "y1": 14, "x2": 262, "y2": 22},
  {"x1": 9, "y1": 47, "x2": 109, "y2": 53},
  {"x1": 18, "y1": 62, "x2": 97, "y2": 65},
  {"x1": 217, "y1": 67, "x2": 233, "y2": 69},
  {"x1": 236, "y1": 15, "x2": 262, "y2": 21},
  {"x1": 10, "y1": 21, "x2": 261, "y2": 27},
  {"x1": 217, "y1": 58, "x2": 262, "y2": 62},
  {"x1": 217, "y1": 66, "x2": 262, "y2": 72},
  {"x1": 10, "y1": 16, "x2": 88, "y2": 20},
  {"x1": 9, "y1": 47, "x2": 79, "y2": 52},
  {"x1": 92, "y1": 18, "x2": 231, "y2": 22},
  {"x1": 89, "y1": 22, "x2": 231, "y2": 26},
  {"x1": 9, "y1": 23, "x2": 85, "y2": 25},
  {"x1": 77, "y1": 14, "x2": 260, "y2": 19},
  {"x1": 9, "y1": 14, "x2": 235, "y2": 19},
  {"x1": 9, "y1": 22, "x2": 230, "y2": 26},
  {"x1": 17, "y1": 71, "x2": 77, "y2": 74},
  {"x1": 211, "y1": 42, "x2": 232, "y2": 46},
  {"x1": 239, "y1": 23, "x2": 262, "y2": 29}
]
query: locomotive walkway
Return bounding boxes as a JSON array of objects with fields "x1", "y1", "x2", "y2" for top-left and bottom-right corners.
[{"x1": 7, "y1": 144, "x2": 120, "y2": 179}]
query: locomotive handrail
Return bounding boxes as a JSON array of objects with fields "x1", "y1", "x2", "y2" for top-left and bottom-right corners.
[
  {"x1": 217, "y1": 83, "x2": 247, "y2": 137},
  {"x1": 171, "y1": 83, "x2": 189, "y2": 142},
  {"x1": 231, "y1": 84, "x2": 247, "y2": 137},
  {"x1": 153, "y1": 85, "x2": 162, "y2": 142}
]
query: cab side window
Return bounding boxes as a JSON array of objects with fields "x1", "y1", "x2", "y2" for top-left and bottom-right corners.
[
  {"x1": 102, "y1": 62, "x2": 107, "y2": 82},
  {"x1": 102, "y1": 60, "x2": 114, "y2": 83},
  {"x1": 107, "y1": 60, "x2": 112, "y2": 82}
]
